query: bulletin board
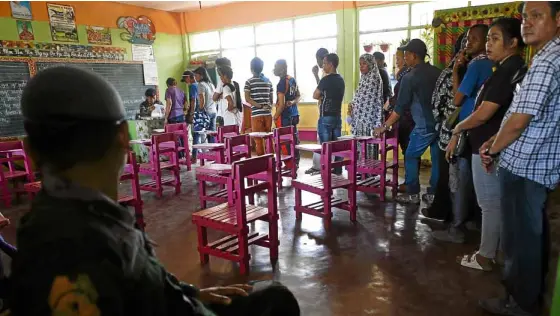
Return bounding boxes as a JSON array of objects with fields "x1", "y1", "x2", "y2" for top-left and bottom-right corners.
[{"x1": 431, "y1": 1, "x2": 532, "y2": 69}]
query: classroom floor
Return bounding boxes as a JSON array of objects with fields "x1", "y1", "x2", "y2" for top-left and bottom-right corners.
[{"x1": 1, "y1": 156, "x2": 558, "y2": 316}]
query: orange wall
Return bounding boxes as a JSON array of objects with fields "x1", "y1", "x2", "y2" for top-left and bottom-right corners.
[
  {"x1": 0, "y1": 1, "x2": 183, "y2": 35},
  {"x1": 183, "y1": 1, "x2": 400, "y2": 33}
]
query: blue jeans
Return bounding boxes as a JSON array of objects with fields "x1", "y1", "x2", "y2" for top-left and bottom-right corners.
[
  {"x1": 404, "y1": 128, "x2": 439, "y2": 194},
  {"x1": 499, "y1": 168, "x2": 550, "y2": 313},
  {"x1": 168, "y1": 115, "x2": 186, "y2": 158},
  {"x1": 317, "y1": 116, "x2": 342, "y2": 174},
  {"x1": 207, "y1": 112, "x2": 217, "y2": 143},
  {"x1": 451, "y1": 156, "x2": 474, "y2": 228}
]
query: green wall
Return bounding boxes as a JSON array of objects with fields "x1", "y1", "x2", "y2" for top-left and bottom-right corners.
[{"x1": 0, "y1": 17, "x2": 184, "y2": 99}]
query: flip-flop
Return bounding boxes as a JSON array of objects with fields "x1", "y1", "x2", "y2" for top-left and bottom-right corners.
[{"x1": 459, "y1": 252, "x2": 492, "y2": 271}]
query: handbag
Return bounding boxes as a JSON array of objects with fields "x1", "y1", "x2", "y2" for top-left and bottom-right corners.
[{"x1": 193, "y1": 108, "x2": 210, "y2": 132}]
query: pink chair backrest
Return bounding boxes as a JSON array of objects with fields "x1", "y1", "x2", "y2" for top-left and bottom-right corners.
[
  {"x1": 321, "y1": 139, "x2": 357, "y2": 188},
  {"x1": 225, "y1": 134, "x2": 251, "y2": 164},
  {"x1": 274, "y1": 126, "x2": 295, "y2": 151},
  {"x1": 0, "y1": 140, "x2": 34, "y2": 181},
  {"x1": 228, "y1": 154, "x2": 277, "y2": 226},
  {"x1": 218, "y1": 125, "x2": 239, "y2": 143},
  {"x1": 150, "y1": 133, "x2": 178, "y2": 166},
  {"x1": 165, "y1": 122, "x2": 188, "y2": 146}
]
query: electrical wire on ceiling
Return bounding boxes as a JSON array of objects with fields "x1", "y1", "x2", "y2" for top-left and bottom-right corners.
[{"x1": 199, "y1": 1, "x2": 202, "y2": 10}]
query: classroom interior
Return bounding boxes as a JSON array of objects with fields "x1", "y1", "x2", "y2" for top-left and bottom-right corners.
[{"x1": 0, "y1": 1, "x2": 559, "y2": 315}]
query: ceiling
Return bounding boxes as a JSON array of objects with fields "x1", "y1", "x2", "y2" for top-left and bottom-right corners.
[{"x1": 117, "y1": 1, "x2": 233, "y2": 12}]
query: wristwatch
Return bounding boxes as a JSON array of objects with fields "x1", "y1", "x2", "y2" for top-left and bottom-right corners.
[
  {"x1": 383, "y1": 124, "x2": 392, "y2": 132},
  {"x1": 484, "y1": 148, "x2": 500, "y2": 159}
]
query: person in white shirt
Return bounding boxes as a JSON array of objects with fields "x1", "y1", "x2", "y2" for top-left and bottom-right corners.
[
  {"x1": 218, "y1": 66, "x2": 243, "y2": 129},
  {"x1": 212, "y1": 57, "x2": 237, "y2": 128}
]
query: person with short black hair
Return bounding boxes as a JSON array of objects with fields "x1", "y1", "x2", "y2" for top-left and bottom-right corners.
[
  {"x1": 478, "y1": 2, "x2": 560, "y2": 314},
  {"x1": 374, "y1": 39, "x2": 441, "y2": 204},
  {"x1": 9, "y1": 66, "x2": 300, "y2": 316},
  {"x1": 165, "y1": 77, "x2": 188, "y2": 125},
  {"x1": 139, "y1": 87, "x2": 164, "y2": 118},
  {"x1": 245, "y1": 57, "x2": 273, "y2": 156},
  {"x1": 313, "y1": 53, "x2": 345, "y2": 174},
  {"x1": 373, "y1": 51, "x2": 393, "y2": 104},
  {"x1": 194, "y1": 66, "x2": 217, "y2": 142}
]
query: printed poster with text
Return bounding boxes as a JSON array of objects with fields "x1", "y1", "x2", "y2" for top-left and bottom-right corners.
[
  {"x1": 47, "y1": 3, "x2": 78, "y2": 42},
  {"x1": 86, "y1": 26, "x2": 112, "y2": 45},
  {"x1": 10, "y1": 1, "x2": 32, "y2": 20}
]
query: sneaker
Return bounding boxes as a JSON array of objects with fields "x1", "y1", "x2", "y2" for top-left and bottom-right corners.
[
  {"x1": 431, "y1": 227, "x2": 465, "y2": 243},
  {"x1": 305, "y1": 167, "x2": 319, "y2": 175},
  {"x1": 478, "y1": 297, "x2": 533, "y2": 316},
  {"x1": 421, "y1": 193, "x2": 435, "y2": 205},
  {"x1": 395, "y1": 194, "x2": 420, "y2": 204}
]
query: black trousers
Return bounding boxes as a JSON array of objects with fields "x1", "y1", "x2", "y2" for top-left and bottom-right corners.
[
  {"x1": 425, "y1": 149, "x2": 452, "y2": 220},
  {"x1": 208, "y1": 281, "x2": 300, "y2": 316}
]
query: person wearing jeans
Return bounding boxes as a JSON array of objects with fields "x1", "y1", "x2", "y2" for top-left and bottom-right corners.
[
  {"x1": 194, "y1": 66, "x2": 217, "y2": 143},
  {"x1": 374, "y1": 39, "x2": 441, "y2": 204},
  {"x1": 165, "y1": 77, "x2": 187, "y2": 158}
]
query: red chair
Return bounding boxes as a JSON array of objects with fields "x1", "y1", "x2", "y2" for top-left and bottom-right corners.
[
  {"x1": 138, "y1": 133, "x2": 181, "y2": 198},
  {"x1": 292, "y1": 139, "x2": 357, "y2": 226},
  {"x1": 218, "y1": 124, "x2": 240, "y2": 143},
  {"x1": 355, "y1": 125, "x2": 399, "y2": 201},
  {"x1": 273, "y1": 126, "x2": 297, "y2": 187},
  {"x1": 225, "y1": 134, "x2": 251, "y2": 164},
  {"x1": 0, "y1": 141, "x2": 34, "y2": 208},
  {"x1": 192, "y1": 154, "x2": 278, "y2": 275},
  {"x1": 164, "y1": 122, "x2": 191, "y2": 171}
]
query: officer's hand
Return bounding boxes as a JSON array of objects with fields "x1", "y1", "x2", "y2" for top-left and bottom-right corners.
[{"x1": 198, "y1": 284, "x2": 252, "y2": 305}]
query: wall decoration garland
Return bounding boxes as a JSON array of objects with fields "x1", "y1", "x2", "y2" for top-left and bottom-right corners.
[
  {"x1": 0, "y1": 41, "x2": 126, "y2": 61},
  {"x1": 47, "y1": 3, "x2": 78, "y2": 42},
  {"x1": 432, "y1": 2, "x2": 531, "y2": 69},
  {"x1": 117, "y1": 16, "x2": 156, "y2": 45}
]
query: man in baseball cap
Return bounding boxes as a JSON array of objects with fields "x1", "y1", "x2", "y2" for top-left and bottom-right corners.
[
  {"x1": 397, "y1": 38, "x2": 429, "y2": 58},
  {"x1": 12, "y1": 66, "x2": 300, "y2": 316}
]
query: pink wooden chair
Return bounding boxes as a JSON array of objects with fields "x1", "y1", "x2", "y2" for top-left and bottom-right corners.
[
  {"x1": 274, "y1": 126, "x2": 297, "y2": 187},
  {"x1": 192, "y1": 154, "x2": 278, "y2": 275},
  {"x1": 225, "y1": 134, "x2": 251, "y2": 164},
  {"x1": 138, "y1": 133, "x2": 181, "y2": 198},
  {"x1": 0, "y1": 141, "x2": 34, "y2": 208},
  {"x1": 292, "y1": 139, "x2": 357, "y2": 226},
  {"x1": 164, "y1": 122, "x2": 191, "y2": 171},
  {"x1": 218, "y1": 124, "x2": 240, "y2": 143},
  {"x1": 355, "y1": 124, "x2": 399, "y2": 201}
]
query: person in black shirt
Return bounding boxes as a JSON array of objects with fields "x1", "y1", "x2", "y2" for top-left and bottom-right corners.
[
  {"x1": 442, "y1": 18, "x2": 526, "y2": 272},
  {"x1": 10, "y1": 66, "x2": 300, "y2": 316},
  {"x1": 139, "y1": 88, "x2": 163, "y2": 118},
  {"x1": 373, "y1": 51, "x2": 393, "y2": 104},
  {"x1": 313, "y1": 53, "x2": 345, "y2": 174}
]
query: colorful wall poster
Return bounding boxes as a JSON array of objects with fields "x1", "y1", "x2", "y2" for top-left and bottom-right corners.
[
  {"x1": 0, "y1": 40, "x2": 126, "y2": 60},
  {"x1": 47, "y1": 3, "x2": 78, "y2": 42},
  {"x1": 10, "y1": 1, "x2": 32, "y2": 20},
  {"x1": 86, "y1": 26, "x2": 112, "y2": 45},
  {"x1": 16, "y1": 20, "x2": 34, "y2": 40},
  {"x1": 117, "y1": 16, "x2": 156, "y2": 45}
]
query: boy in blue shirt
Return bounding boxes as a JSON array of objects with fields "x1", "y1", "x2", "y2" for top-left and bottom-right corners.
[{"x1": 273, "y1": 59, "x2": 301, "y2": 167}]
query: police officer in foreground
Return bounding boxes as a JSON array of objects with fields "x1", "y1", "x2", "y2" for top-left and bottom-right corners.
[{"x1": 9, "y1": 66, "x2": 300, "y2": 316}]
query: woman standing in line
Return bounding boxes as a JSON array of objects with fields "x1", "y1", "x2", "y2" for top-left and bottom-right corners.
[
  {"x1": 194, "y1": 67, "x2": 217, "y2": 142},
  {"x1": 218, "y1": 66, "x2": 243, "y2": 128},
  {"x1": 445, "y1": 18, "x2": 526, "y2": 271},
  {"x1": 348, "y1": 53, "x2": 384, "y2": 153}
]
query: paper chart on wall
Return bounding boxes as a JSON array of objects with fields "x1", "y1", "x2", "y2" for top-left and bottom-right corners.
[
  {"x1": 143, "y1": 61, "x2": 159, "y2": 86},
  {"x1": 132, "y1": 44, "x2": 155, "y2": 62},
  {"x1": 47, "y1": 3, "x2": 78, "y2": 42}
]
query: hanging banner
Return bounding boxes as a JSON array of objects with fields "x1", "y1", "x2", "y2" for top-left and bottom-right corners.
[
  {"x1": 131, "y1": 44, "x2": 155, "y2": 62},
  {"x1": 117, "y1": 16, "x2": 156, "y2": 45},
  {"x1": 10, "y1": 1, "x2": 32, "y2": 20},
  {"x1": 143, "y1": 61, "x2": 159, "y2": 85},
  {"x1": 47, "y1": 3, "x2": 78, "y2": 42},
  {"x1": 86, "y1": 26, "x2": 112, "y2": 45},
  {"x1": 16, "y1": 20, "x2": 34, "y2": 41}
]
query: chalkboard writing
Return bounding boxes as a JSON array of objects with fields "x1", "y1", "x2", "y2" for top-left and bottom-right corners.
[
  {"x1": 0, "y1": 62, "x2": 29, "y2": 137},
  {"x1": 36, "y1": 62, "x2": 155, "y2": 120}
]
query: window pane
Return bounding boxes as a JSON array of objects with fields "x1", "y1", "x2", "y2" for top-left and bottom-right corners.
[
  {"x1": 359, "y1": 30, "x2": 407, "y2": 81},
  {"x1": 221, "y1": 26, "x2": 254, "y2": 49},
  {"x1": 255, "y1": 20, "x2": 293, "y2": 45},
  {"x1": 222, "y1": 47, "x2": 255, "y2": 89},
  {"x1": 411, "y1": 2, "x2": 435, "y2": 27},
  {"x1": 294, "y1": 38, "x2": 337, "y2": 102},
  {"x1": 189, "y1": 31, "x2": 220, "y2": 52},
  {"x1": 470, "y1": 0, "x2": 510, "y2": 6},
  {"x1": 294, "y1": 14, "x2": 337, "y2": 40},
  {"x1": 359, "y1": 5, "x2": 409, "y2": 32},
  {"x1": 256, "y1": 43, "x2": 295, "y2": 87}
]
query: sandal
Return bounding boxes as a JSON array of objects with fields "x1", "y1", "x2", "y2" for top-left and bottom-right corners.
[{"x1": 458, "y1": 252, "x2": 492, "y2": 271}]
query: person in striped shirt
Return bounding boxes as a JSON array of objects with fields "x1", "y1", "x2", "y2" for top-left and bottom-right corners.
[{"x1": 244, "y1": 57, "x2": 274, "y2": 156}]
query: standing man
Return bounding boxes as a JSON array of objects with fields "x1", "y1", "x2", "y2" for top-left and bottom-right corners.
[
  {"x1": 313, "y1": 53, "x2": 345, "y2": 175},
  {"x1": 181, "y1": 70, "x2": 198, "y2": 125},
  {"x1": 478, "y1": 2, "x2": 560, "y2": 315},
  {"x1": 373, "y1": 51, "x2": 393, "y2": 104},
  {"x1": 306, "y1": 48, "x2": 330, "y2": 175},
  {"x1": 245, "y1": 57, "x2": 273, "y2": 156},
  {"x1": 273, "y1": 59, "x2": 301, "y2": 167},
  {"x1": 373, "y1": 39, "x2": 441, "y2": 204}
]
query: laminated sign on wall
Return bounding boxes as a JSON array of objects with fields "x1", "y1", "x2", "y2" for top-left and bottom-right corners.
[
  {"x1": 142, "y1": 61, "x2": 159, "y2": 86},
  {"x1": 132, "y1": 44, "x2": 155, "y2": 62}
]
